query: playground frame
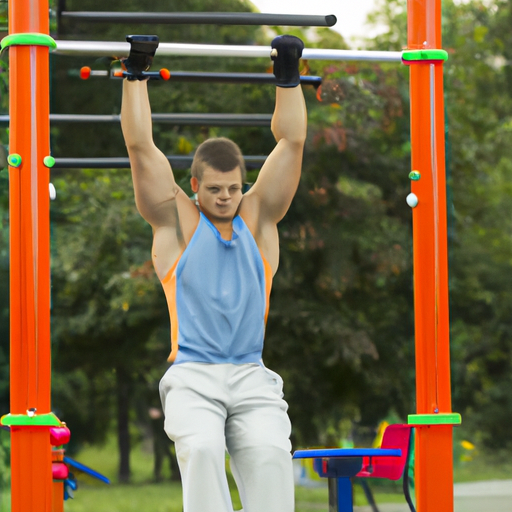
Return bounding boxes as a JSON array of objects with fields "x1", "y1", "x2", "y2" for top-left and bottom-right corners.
[{"x1": 1, "y1": 1, "x2": 457, "y2": 511}]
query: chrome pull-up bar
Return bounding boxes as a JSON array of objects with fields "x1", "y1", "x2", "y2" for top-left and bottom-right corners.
[
  {"x1": 59, "y1": 11, "x2": 337, "y2": 27},
  {"x1": 53, "y1": 40, "x2": 403, "y2": 63}
]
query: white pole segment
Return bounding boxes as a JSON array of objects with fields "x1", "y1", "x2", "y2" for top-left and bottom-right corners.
[{"x1": 53, "y1": 40, "x2": 403, "y2": 62}]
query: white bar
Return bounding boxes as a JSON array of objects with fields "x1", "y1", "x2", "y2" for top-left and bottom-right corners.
[{"x1": 53, "y1": 40, "x2": 403, "y2": 63}]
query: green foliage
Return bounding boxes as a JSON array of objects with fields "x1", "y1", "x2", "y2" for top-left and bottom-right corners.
[
  {"x1": 439, "y1": 0, "x2": 512, "y2": 450},
  {"x1": 366, "y1": 0, "x2": 408, "y2": 51},
  {"x1": 265, "y1": 57, "x2": 414, "y2": 445},
  {"x1": 0, "y1": 428, "x2": 9, "y2": 489},
  {"x1": 50, "y1": 169, "x2": 169, "y2": 447}
]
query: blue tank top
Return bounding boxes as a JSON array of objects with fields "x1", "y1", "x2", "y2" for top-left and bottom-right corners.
[{"x1": 161, "y1": 212, "x2": 272, "y2": 365}]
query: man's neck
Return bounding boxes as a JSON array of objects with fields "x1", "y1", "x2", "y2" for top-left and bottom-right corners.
[{"x1": 204, "y1": 213, "x2": 234, "y2": 241}]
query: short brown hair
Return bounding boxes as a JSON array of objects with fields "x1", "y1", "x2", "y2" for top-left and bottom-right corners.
[{"x1": 191, "y1": 137, "x2": 246, "y2": 182}]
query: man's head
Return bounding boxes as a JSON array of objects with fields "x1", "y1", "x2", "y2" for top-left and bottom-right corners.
[
  {"x1": 190, "y1": 138, "x2": 246, "y2": 222},
  {"x1": 191, "y1": 137, "x2": 246, "y2": 184}
]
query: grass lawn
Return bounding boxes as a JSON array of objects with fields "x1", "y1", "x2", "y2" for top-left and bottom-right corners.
[
  {"x1": 60, "y1": 483, "x2": 404, "y2": 512},
  {"x1": 1, "y1": 434, "x2": 512, "y2": 512}
]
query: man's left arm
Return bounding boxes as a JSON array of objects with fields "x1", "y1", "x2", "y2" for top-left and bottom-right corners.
[
  {"x1": 244, "y1": 35, "x2": 307, "y2": 224},
  {"x1": 251, "y1": 86, "x2": 307, "y2": 222}
]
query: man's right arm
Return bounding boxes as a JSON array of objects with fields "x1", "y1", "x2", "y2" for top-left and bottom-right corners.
[
  {"x1": 121, "y1": 79, "x2": 181, "y2": 229},
  {"x1": 121, "y1": 80, "x2": 198, "y2": 278}
]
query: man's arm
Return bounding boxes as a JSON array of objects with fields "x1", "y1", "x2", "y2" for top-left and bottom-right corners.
[
  {"x1": 246, "y1": 85, "x2": 307, "y2": 223},
  {"x1": 121, "y1": 79, "x2": 182, "y2": 229},
  {"x1": 121, "y1": 79, "x2": 199, "y2": 279},
  {"x1": 243, "y1": 36, "x2": 307, "y2": 224}
]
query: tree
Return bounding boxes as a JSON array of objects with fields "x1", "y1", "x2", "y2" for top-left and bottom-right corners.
[
  {"x1": 363, "y1": 0, "x2": 512, "y2": 450},
  {"x1": 50, "y1": 169, "x2": 170, "y2": 479},
  {"x1": 265, "y1": 53, "x2": 415, "y2": 445},
  {"x1": 440, "y1": 0, "x2": 512, "y2": 450}
]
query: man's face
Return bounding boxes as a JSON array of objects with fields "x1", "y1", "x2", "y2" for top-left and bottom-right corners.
[{"x1": 192, "y1": 166, "x2": 243, "y2": 222}]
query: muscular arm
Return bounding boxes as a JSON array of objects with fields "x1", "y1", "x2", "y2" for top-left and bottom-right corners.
[
  {"x1": 121, "y1": 80, "x2": 198, "y2": 278},
  {"x1": 244, "y1": 85, "x2": 307, "y2": 224},
  {"x1": 121, "y1": 79, "x2": 182, "y2": 229}
]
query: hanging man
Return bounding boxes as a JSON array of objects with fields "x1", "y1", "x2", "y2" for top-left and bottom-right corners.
[{"x1": 120, "y1": 33, "x2": 307, "y2": 512}]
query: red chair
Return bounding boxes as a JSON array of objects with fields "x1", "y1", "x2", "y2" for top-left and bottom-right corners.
[{"x1": 355, "y1": 424, "x2": 415, "y2": 512}]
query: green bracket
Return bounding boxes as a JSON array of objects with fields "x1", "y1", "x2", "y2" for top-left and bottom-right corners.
[
  {"x1": 1, "y1": 33, "x2": 57, "y2": 51},
  {"x1": 7, "y1": 153, "x2": 22, "y2": 168},
  {"x1": 1, "y1": 412, "x2": 62, "y2": 427},
  {"x1": 43, "y1": 155, "x2": 55, "y2": 168},
  {"x1": 402, "y1": 49, "x2": 448, "y2": 63},
  {"x1": 408, "y1": 412, "x2": 462, "y2": 426}
]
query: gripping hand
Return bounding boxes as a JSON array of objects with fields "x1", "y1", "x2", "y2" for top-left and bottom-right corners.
[
  {"x1": 122, "y1": 35, "x2": 159, "y2": 80},
  {"x1": 270, "y1": 35, "x2": 304, "y2": 88}
]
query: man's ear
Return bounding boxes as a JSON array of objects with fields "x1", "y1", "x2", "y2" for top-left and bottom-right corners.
[{"x1": 190, "y1": 177, "x2": 199, "y2": 193}]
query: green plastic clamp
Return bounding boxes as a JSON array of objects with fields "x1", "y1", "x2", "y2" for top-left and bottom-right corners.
[
  {"x1": 7, "y1": 153, "x2": 22, "y2": 167},
  {"x1": 409, "y1": 170, "x2": 421, "y2": 181},
  {"x1": 1, "y1": 412, "x2": 62, "y2": 427},
  {"x1": 43, "y1": 155, "x2": 56, "y2": 168},
  {"x1": 1, "y1": 33, "x2": 57, "y2": 51},
  {"x1": 408, "y1": 412, "x2": 462, "y2": 426},
  {"x1": 402, "y1": 49, "x2": 448, "y2": 63}
]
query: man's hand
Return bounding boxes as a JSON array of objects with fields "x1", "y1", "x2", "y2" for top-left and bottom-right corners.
[
  {"x1": 270, "y1": 35, "x2": 304, "y2": 88},
  {"x1": 122, "y1": 35, "x2": 159, "y2": 80}
]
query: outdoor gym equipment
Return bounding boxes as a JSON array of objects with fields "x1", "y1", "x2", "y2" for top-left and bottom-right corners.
[{"x1": 1, "y1": 1, "x2": 458, "y2": 511}]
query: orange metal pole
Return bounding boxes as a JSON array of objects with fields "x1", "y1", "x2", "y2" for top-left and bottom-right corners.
[
  {"x1": 407, "y1": 0, "x2": 454, "y2": 511},
  {"x1": 7, "y1": 0, "x2": 53, "y2": 510}
]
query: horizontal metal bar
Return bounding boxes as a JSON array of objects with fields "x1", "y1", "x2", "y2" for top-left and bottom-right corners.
[
  {"x1": 168, "y1": 72, "x2": 321, "y2": 85},
  {"x1": 53, "y1": 40, "x2": 403, "y2": 62},
  {"x1": 0, "y1": 113, "x2": 273, "y2": 126},
  {"x1": 53, "y1": 156, "x2": 267, "y2": 169},
  {"x1": 116, "y1": 71, "x2": 321, "y2": 86},
  {"x1": 59, "y1": 11, "x2": 337, "y2": 27}
]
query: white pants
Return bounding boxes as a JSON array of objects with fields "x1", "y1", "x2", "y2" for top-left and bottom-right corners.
[{"x1": 159, "y1": 362, "x2": 294, "y2": 512}]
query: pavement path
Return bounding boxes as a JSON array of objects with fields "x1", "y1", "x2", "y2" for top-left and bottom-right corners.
[{"x1": 353, "y1": 479, "x2": 512, "y2": 512}]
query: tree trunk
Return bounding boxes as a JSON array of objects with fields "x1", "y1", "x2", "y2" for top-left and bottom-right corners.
[{"x1": 116, "y1": 365, "x2": 131, "y2": 483}]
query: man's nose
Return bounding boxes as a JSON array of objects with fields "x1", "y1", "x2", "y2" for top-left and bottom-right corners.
[{"x1": 219, "y1": 188, "x2": 230, "y2": 200}]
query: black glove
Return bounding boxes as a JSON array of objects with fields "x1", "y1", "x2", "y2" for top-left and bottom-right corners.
[
  {"x1": 271, "y1": 35, "x2": 304, "y2": 88},
  {"x1": 122, "y1": 35, "x2": 159, "y2": 80}
]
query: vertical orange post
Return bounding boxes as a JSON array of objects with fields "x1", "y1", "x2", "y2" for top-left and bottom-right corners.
[
  {"x1": 6, "y1": 0, "x2": 53, "y2": 510},
  {"x1": 407, "y1": 0, "x2": 455, "y2": 511}
]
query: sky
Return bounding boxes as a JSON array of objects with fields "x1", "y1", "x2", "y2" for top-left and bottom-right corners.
[{"x1": 249, "y1": 0, "x2": 383, "y2": 43}]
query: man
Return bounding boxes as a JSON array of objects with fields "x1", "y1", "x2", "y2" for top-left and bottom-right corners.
[{"x1": 121, "y1": 34, "x2": 307, "y2": 512}]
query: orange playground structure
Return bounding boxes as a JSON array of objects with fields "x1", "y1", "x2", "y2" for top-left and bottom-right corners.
[{"x1": 0, "y1": 0, "x2": 460, "y2": 511}]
